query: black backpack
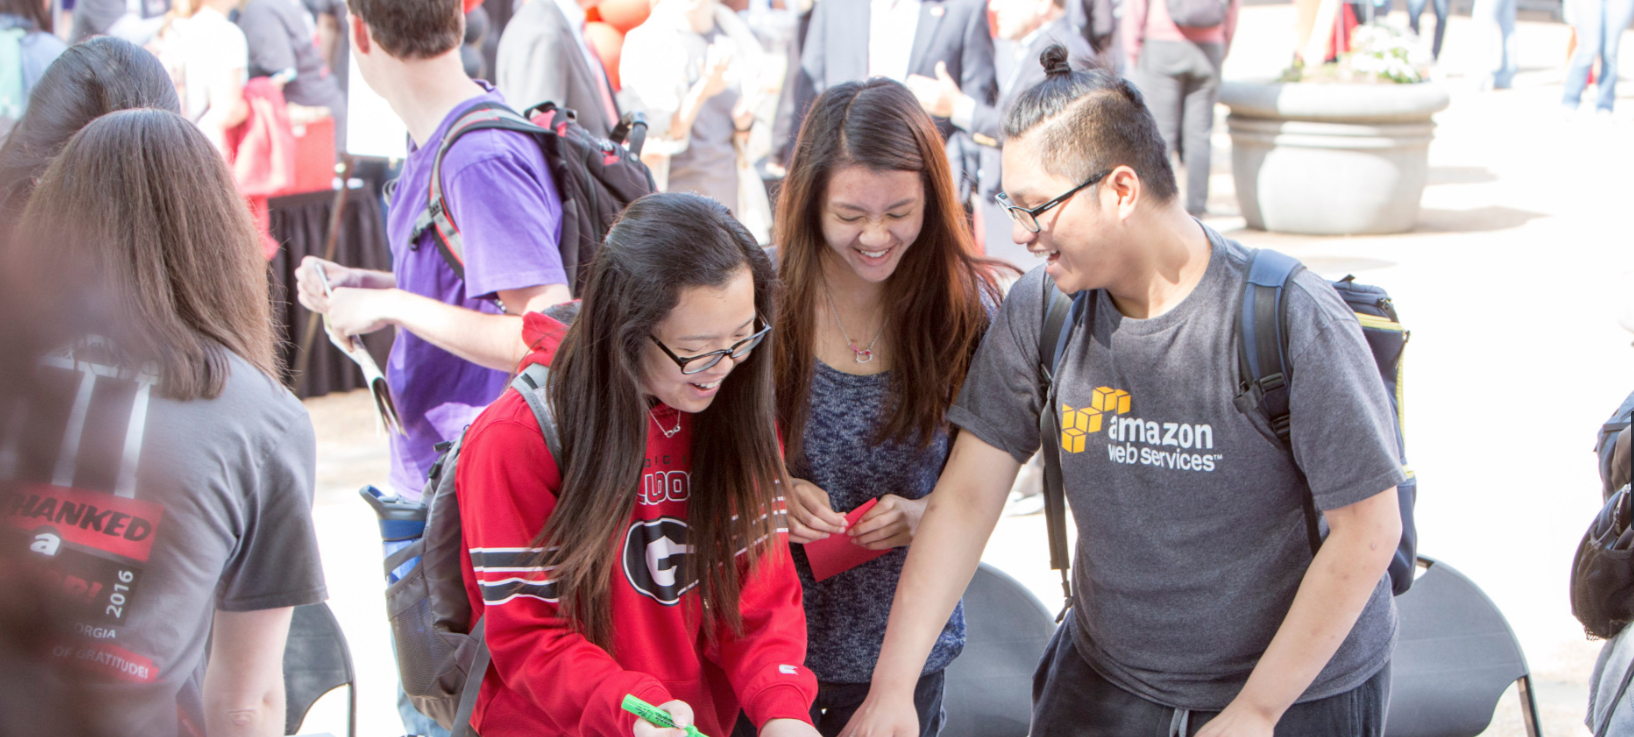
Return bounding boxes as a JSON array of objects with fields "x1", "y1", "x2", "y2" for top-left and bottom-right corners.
[
  {"x1": 362, "y1": 360, "x2": 564, "y2": 736},
  {"x1": 1036, "y1": 248, "x2": 1420, "y2": 618},
  {"x1": 409, "y1": 101, "x2": 655, "y2": 296}
]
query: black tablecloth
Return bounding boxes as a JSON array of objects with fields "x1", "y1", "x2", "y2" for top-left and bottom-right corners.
[{"x1": 268, "y1": 187, "x2": 395, "y2": 399}]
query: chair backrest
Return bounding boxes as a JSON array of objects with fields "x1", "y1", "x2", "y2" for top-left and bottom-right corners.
[
  {"x1": 283, "y1": 602, "x2": 357, "y2": 737},
  {"x1": 941, "y1": 563, "x2": 1056, "y2": 737},
  {"x1": 1386, "y1": 556, "x2": 1541, "y2": 737}
]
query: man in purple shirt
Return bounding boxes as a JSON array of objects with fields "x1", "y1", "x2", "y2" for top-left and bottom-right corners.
[{"x1": 296, "y1": 0, "x2": 571, "y2": 504}]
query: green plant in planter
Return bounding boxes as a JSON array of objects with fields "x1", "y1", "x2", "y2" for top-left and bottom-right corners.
[{"x1": 1279, "y1": 23, "x2": 1431, "y2": 84}]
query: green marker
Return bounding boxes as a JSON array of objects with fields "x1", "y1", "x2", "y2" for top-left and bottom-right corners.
[{"x1": 622, "y1": 694, "x2": 710, "y2": 737}]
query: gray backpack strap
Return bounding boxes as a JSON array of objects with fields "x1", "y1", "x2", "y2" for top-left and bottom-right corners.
[
  {"x1": 450, "y1": 363, "x2": 560, "y2": 737},
  {"x1": 509, "y1": 363, "x2": 564, "y2": 466},
  {"x1": 451, "y1": 619, "x2": 489, "y2": 737}
]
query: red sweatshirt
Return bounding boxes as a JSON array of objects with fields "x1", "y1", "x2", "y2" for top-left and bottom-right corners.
[{"x1": 456, "y1": 312, "x2": 817, "y2": 737}]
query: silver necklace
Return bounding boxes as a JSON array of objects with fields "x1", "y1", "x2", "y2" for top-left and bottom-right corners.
[
  {"x1": 649, "y1": 407, "x2": 681, "y2": 438},
  {"x1": 824, "y1": 288, "x2": 884, "y2": 364}
]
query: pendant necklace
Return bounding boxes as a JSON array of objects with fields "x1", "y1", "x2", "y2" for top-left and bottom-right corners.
[
  {"x1": 824, "y1": 287, "x2": 884, "y2": 364},
  {"x1": 649, "y1": 407, "x2": 681, "y2": 438}
]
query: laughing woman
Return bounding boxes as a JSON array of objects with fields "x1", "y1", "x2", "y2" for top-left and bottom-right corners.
[
  {"x1": 454, "y1": 193, "x2": 822, "y2": 737},
  {"x1": 771, "y1": 79, "x2": 1011, "y2": 737}
]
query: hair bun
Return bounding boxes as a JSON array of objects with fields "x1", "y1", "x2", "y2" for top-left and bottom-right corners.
[{"x1": 1040, "y1": 44, "x2": 1072, "y2": 77}]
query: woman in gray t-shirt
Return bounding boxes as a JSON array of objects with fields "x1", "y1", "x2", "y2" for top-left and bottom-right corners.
[
  {"x1": 3, "y1": 108, "x2": 326, "y2": 737},
  {"x1": 768, "y1": 79, "x2": 1011, "y2": 737}
]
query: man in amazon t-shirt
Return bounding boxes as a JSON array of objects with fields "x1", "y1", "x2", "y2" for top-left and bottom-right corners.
[{"x1": 840, "y1": 57, "x2": 1405, "y2": 737}]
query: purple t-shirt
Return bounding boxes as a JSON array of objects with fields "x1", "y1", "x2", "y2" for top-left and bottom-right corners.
[{"x1": 385, "y1": 83, "x2": 566, "y2": 498}]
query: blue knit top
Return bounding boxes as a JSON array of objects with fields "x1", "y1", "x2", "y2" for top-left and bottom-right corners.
[{"x1": 791, "y1": 360, "x2": 966, "y2": 684}]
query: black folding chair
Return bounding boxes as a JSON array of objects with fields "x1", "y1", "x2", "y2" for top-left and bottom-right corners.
[
  {"x1": 941, "y1": 563, "x2": 1057, "y2": 737},
  {"x1": 283, "y1": 602, "x2": 358, "y2": 737},
  {"x1": 1386, "y1": 556, "x2": 1543, "y2": 737}
]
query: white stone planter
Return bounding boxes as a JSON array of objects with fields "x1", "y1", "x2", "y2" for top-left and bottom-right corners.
[{"x1": 1218, "y1": 81, "x2": 1450, "y2": 235}]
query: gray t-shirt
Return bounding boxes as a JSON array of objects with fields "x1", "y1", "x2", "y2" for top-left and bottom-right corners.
[
  {"x1": 3, "y1": 348, "x2": 326, "y2": 735},
  {"x1": 948, "y1": 227, "x2": 1404, "y2": 709}
]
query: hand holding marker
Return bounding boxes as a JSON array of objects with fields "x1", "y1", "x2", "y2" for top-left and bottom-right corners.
[{"x1": 623, "y1": 695, "x2": 708, "y2": 737}]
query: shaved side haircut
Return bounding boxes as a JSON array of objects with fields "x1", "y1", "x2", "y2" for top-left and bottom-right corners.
[{"x1": 1004, "y1": 44, "x2": 1179, "y2": 203}]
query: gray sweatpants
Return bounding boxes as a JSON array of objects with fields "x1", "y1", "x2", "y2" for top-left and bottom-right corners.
[{"x1": 1131, "y1": 40, "x2": 1226, "y2": 216}]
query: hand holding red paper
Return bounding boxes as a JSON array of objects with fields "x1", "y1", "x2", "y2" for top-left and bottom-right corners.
[
  {"x1": 804, "y1": 498, "x2": 891, "y2": 581},
  {"x1": 848, "y1": 494, "x2": 928, "y2": 550},
  {"x1": 803, "y1": 494, "x2": 930, "y2": 581},
  {"x1": 785, "y1": 478, "x2": 849, "y2": 544}
]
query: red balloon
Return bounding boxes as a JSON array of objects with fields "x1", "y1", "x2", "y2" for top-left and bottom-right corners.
[
  {"x1": 463, "y1": 0, "x2": 483, "y2": 14},
  {"x1": 583, "y1": 21, "x2": 626, "y2": 90},
  {"x1": 597, "y1": 0, "x2": 651, "y2": 33}
]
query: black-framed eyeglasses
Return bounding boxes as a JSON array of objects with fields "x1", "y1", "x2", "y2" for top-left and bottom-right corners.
[
  {"x1": 651, "y1": 317, "x2": 771, "y2": 375},
  {"x1": 996, "y1": 170, "x2": 1112, "y2": 233}
]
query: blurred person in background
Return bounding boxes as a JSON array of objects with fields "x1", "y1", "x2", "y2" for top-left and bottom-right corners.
[
  {"x1": 620, "y1": 0, "x2": 766, "y2": 209},
  {"x1": 3, "y1": 107, "x2": 326, "y2": 737},
  {"x1": 1561, "y1": 0, "x2": 1632, "y2": 118},
  {"x1": 0, "y1": 36, "x2": 182, "y2": 249},
  {"x1": 795, "y1": 0, "x2": 1000, "y2": 209},
  {"x1": 303, "y1": 0, "x2": 348, "y2": 91},
  {"x1": 237, "y1": 0, "x2": 350, "y2": 150},
  {"x1": 769, "y1": 78, "x2": 1009, "y2": 737},
  {"x1": 461, "y1": 4, "x2": 490, "y2": 78},
  {"x1": 71, "y1": 0, "x2": 168, "y2": 43},
  {"x1": 153, "y1": 0, "x2": 250, "y2": 152},
  {"x1": 1471, "y1": 0, "x2": 1516, "y2": 89},
  {"x1": 1066, "y1": 0, "x2": 1118, "y2": 62},
  {"x1": 0, "y1": 0, "x2": 68, "y2": 137},
  {"x1": 991, "y1": 0, "x2": 1095, "y2": 130},
  {"x1": 1405, "y1": 0, "x2": 1448, "y2": 61},
  {"x1": 497, "y1": 0, "x2": 620, "y2": 137},
  {"x1": 1122, "y1": 0, "x2": 1238, "y2": 216}
]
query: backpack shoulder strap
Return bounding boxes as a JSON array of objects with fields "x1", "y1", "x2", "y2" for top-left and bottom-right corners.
[
  {"x1": 451, "y1": 618, "x2": 489, "y2": 737},
  {"x1": 509, "y1": 363, "x2": 564, "y2": 464},
  {"x1": 1237, "y1": 248, "x2": 1303, "y2": 443},
  {"x1": 1237, "y1": 248, "x2": 1322, "y2": 555},
  {"x1": 412, "y1": 102, "x2": 547, "y2": 281},
  {"x1": 1037, "y1": 277, "x2": 1091, "y2": 621}
]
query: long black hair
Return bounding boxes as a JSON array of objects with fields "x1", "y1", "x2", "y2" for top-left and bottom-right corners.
[
  {"x1": 0, "y1": 36, "x2": 181, "y2": 246},
  {"x1": 542, "y1": 192, "x2": 785, "y2": 651}
]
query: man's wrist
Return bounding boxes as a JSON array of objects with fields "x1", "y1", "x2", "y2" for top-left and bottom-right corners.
[
  {"x1": 867, "y1": 667, "x2": 920, "y2": 703},
  {"x1": 369, "y1": 288, "x2": 408, "y2": 328},
  {"x1": 1230, "y1": 683, "x2": 1290, "y2": 724}
]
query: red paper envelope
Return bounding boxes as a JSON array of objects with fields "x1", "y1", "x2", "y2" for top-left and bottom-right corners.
[{"x1": 803, "y1": 498, "x2": 893, "y2": 581}]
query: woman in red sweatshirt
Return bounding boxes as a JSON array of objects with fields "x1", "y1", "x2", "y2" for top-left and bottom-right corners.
[{"x1": 455, "y1": 193, "x2": 821, "y2": 737}]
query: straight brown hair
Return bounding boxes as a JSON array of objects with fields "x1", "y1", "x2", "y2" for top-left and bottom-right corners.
[
  {"x1": 541, "y1": 193, "x2": 785, "y2": 652},
  {"x1": 10, "y1": 109, "x2": 280, "y2": 400},
  {"x1": 774, "y1": 79, "x2": 1009, "y2": 466}
]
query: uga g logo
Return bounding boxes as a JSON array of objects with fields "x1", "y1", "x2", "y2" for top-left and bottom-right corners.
[{"x1": 622, "y1": 517, "x2": 696, "y2": 606}]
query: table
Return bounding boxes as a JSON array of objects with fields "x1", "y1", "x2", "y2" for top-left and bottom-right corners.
[{"x1": 268, "y1": 187, "x2": 395, "y2": 399}]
